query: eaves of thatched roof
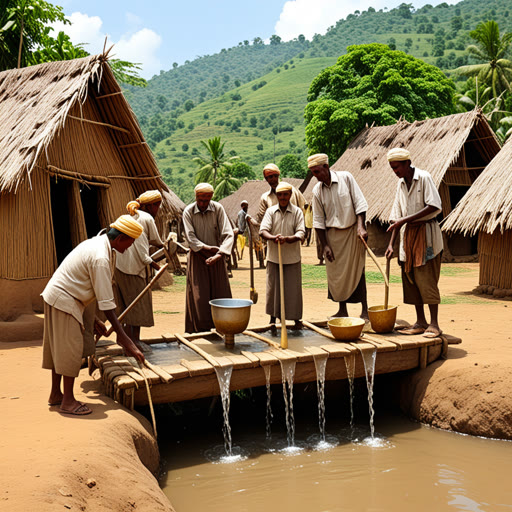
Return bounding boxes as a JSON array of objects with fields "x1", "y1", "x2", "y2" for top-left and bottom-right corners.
[
  {"x1": 325, "y1": 110, "x2": 500, "y2": 224},
  {"x1": 443, "y1": 135, "x2": 512, "y2": 236},
  {"x1": 219, "y1": 178, "x2": 303, "y2": 224},
  {"x1": 0, "y1": 54, "x2": 183, "y2": 219}
]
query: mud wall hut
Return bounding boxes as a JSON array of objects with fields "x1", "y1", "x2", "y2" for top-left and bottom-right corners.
[
  {"x1": 443, "y1": 136, "x2": 512, "y2": 296},
  {"x1": 302, "y1": 110, "x2": 501, "y2": 258},
  {"x1": 0, "y1": 55, "x2": 183, "y2": 320}
]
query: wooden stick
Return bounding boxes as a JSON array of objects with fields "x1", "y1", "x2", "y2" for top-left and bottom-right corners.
[
  {"x1": 359, "y1": 236, "x2": 389, "y2": 287},
  {"x1": 102, "y1": 264, "x2": 169, "y2": 338},
  {"x1": 174, "y1": 333, "x2": 221, "y2": 368},
  {"x1": 134, "y1": 362, "x2": 157, "y2": 438},
  {"x1": 302, "y1": 320, "x2": 336, "y2": 340},
  {"x1": 278, "y1": 242, "x2": 288, "y2": 349},
  {"x1": 243, "y1": 330, "x2": 282, "y2": 350},
  {"x1": 68, "y1": 115, "x2": 131, "y2": 134},
  {"x1": 96, "y1": 91, "x2": 124, "y2": 99},
  {"x1": 384, "y1": 258, "x2": 390, "y2": 310}
]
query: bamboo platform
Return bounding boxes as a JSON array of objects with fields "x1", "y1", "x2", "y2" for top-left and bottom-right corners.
[{"x1": 93, "y1": 322, "x2": 461, "y2": 409}]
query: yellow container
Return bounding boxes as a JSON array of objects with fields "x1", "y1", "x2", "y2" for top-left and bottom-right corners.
[
  {"x1": 328, "y1": 317, "x2": 365, "y2": 341},
  {"x1": 368, "y1": 305, "x2": 398, "y2": 333}
]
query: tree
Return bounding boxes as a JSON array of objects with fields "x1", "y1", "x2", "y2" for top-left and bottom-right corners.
[
  {"x1": 278, "y1": 154, "x2": 305, "y2": 179},
  {"x1": 184, "y1": 99, "x2": 194, "y2": 112},
  {"x1": 193, "y1": 136, "x2": 239, "y2": 188},
  {"x1": 270, "y1": 35, "x2": 282, "y2": 45},
  {"x1": 305, "y1": 43, "x2": 455, "y2": 162},
  {"x1": 229, "y1": 161, "x2": 256, "y2": 181},
  {"x1": 456, "y1": 21, "x2": 512, "y2": 101},
  {"x1": 213, "y1": 168, "x2": 242, "y2": 200}
]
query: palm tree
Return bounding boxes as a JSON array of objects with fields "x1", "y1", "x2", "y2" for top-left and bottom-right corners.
[
  {"x1": 213, "y1": 166, "x2": 242, "y2": 200},
  {"x1": 456, "y1": 21, "x2": 512, "y2": 100},
  {"x1": 193, "y1": 136, "x2": 239, "y2": 189}
]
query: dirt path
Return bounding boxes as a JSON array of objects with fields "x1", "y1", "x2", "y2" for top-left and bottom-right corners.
[{"x1": 1, "y1": 245, "x2": 511, "y2": 511}]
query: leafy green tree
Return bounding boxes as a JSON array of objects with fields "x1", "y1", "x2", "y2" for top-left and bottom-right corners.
[
  {"x1": 456, "y1": 21, "x2": 512, "y2": 100},
  {"x1": 278, "y1": 154, "x2": 305, "y2": 178},
  {"x1": 229, "y1": 161, "x2": 256, "y2": 181},
  {"x1": 305, "y1": 44, "x2": 455, "y2": 162},
  {"x1": 270, "y1": 35, "x2": 282, "y2": 45},
  {"x1": 213, "y1": 168, "x2": 242, "y2": 200},
  {"x1": 193, "y1": 136, "x2": 239, "y2": 188}
]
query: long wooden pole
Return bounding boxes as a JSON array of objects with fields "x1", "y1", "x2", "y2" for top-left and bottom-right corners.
[
  {"x1": 384, "y1": 258, "x2": 390, "y2": 310},
  {"x1": 173, "y1": 333, "x2": 221, "y2": 368},
  {"x1": 359, "y1": 235, "x2": 389, "y2": 287},
  {"x1": 99, "y1": 264, "x2": 169, "y2": 340},
  {"x1": 278, "y1": 242, "x2": 288, "y2": 349}
]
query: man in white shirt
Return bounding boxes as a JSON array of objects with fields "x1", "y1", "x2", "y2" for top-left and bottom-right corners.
[
  {"x1": 385, "y1": 147, "x2": 443, "y2": 338},
  {"x1": 115, "y1": 190, "x2": 164, "y2": 348},
  {"x1": 42, "y1": 215, "x2": 145, "y2": 416},
  {"x1": 260, "y1": 182, "x2": 305, "y2": 329},
  {"x1": 309, "y1": 153, "x2": 369, "y2": 319},
  {"x1": 183, "y1": 183, "x2": 234, "y2": 333}
]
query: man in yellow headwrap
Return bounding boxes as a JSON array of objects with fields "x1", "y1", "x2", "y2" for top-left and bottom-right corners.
[
  {"x1": 115, "y1": 190, "x2": 164, "y2": 349},
  {"x1": 260, "y1": 181, "x2": 305, "y2": 329},
  {"x1": 385, "y1": 147, "x2": 443, "y2": 337},
  {"x1": 309, "y1": 153, "x2": 369, "y2": 319},
  {"x1": 42, "y1": 215, "x2": 145, "y2": 416},
  {"x1": 183, "y1": 183, "x2": 234, "y2": 333},
  {"x1": 256, "y1": 163, "x2": 306, "y2": 223}
]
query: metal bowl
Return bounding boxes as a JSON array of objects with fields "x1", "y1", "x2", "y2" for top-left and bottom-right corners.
[
  {"x1": 368, "y1": 305, "x2": 397, "y2": 333},
  {"x1": 328, "y1": 317, "x2": 365, "y2": 341},
  {"x1": 209, "y1": 298, "x2": 253, "y2": 348}
]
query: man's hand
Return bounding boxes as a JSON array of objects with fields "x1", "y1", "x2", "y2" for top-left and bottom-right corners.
[
  {"x1": 202, "y1": 245, "x2": 219, "y2": 254},
  {"x1": 357, "y1": 225, "x2": 368, "y2": 242},
  {"x1": 323, "y1": 245, "x2": 335, "y2": 262},
  {"x1": 275, "y1": 234, "x2": 287, "y2": 245},
  {"x1": 117, "y1": 332, "x2": 145, "y2": 363},
  {"x1": 93, "y1": 318, "x2": 107, "y2": 337},
  {"x1": 385, "y1": 245, "x2": 394, "y2": 260},
  {"x1": 151, "y1": 261, "x2": 161, "y2": 271},
  {"x1": 387, "y1": 219, "x2": 405, "y2": 233},
  {"x1": 206, "y1": 253, "x2": 222, "y2": 266}
]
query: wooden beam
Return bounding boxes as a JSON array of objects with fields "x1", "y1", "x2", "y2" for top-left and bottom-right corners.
[
  {"x1": 119, "y1": 142, "x2": 147, "y2": 149},
  {"x1": 96, "y1": 91, "x2": 124, "y2": 99},
  {"x1": 43, "y1": 165, "x2": 111, "y2": 188},
  {"x1": 68, "y1": 115, "x2": 131, "y2": 134}
]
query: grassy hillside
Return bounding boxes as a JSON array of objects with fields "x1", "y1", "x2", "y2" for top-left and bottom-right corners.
[{"x1": 155, "y1": 57, "x2": 335, "y2": 202}]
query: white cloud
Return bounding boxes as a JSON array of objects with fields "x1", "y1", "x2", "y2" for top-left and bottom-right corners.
[
  {"x1": 50, "y1": 12, "x2": 162, "y2": 79},
  {"x1": 274, "y1": 0, "x2": 457, "y2": 41}
]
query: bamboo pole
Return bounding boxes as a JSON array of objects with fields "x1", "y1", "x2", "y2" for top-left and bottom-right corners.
[
  {"x1": 302, "y1": 320, "x2": 336, "y2": 340},
  {"x1": 359, "y1": 236, "x2": 389, "y2": 287},
  {"x1": 173, "y1": 333, "x2": 221, "y2": 368},
  {"x1": 68, "y1": 115, "x2": 131, "y2": 134},
  {"x1": 278, "y1": 241, "x2": 288, "y2": 349},
  {"x1": 243, "y1": 330, "x2": 282, "y2": 350},
  {"x1": 384, "y1": 258, "x2": 390, "y2": 310}
]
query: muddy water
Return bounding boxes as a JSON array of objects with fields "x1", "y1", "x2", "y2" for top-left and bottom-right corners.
[{"x1": 159, "y1": 407, "x2": 512, "y2": 512}]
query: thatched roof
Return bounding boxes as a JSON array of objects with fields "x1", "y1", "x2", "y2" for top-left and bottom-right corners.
[
  {"x1": 0, "y1": 54, "x2": 184, "y2": 219},
  {"x1": 318, "y1": 110, "x2": 500, "y2": 224},
  {"x1": 219, "y1": 178, "x2": 303, "y2": 223},
  {"x1": 443, "y1": 135, "x2": 512, "y2": 236}
]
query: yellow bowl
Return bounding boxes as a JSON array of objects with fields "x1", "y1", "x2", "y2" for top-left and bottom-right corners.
[
  {"x1": 368, "y1": 305, "x2": 398, "y2": 333},
  {"x1": 328, "y1": 317, "x2": 365, "y2": 341}
]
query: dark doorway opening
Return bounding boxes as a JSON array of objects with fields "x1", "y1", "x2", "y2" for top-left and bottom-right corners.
[
  {"x1": 49, "y1": 178, "x2": 73, "y2": 264},
  {"x1": 447, "y1": 185, "x2": 478, "y2": 255},
  {"x1": 80, "y1": 185, "x2": 102, "y2": 238}
]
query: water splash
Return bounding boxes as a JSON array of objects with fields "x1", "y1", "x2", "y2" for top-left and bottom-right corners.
[
  {"x1": 357, "y1": 347, "x2": 377, "y2": 439},
  {"x1": 313, "y1": 355, "x2": 328, "y2": 441},
  {"x1": 344, "y1": 353, "x2": 356, "y2": 430},
  {"x1": 279, "y1": 360, "x2": 297, "y2": 447},
  {"x1": 263, "y1": 365, "x2": 273, "y2": 440},
  {"x1": 214, "y1": 364, "x2": 234, "y2": 455}
]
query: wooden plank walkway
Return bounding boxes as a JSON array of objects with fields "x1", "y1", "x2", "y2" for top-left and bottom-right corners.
[{"x1": 93, "y1": 322, "x2": 461, "y2": 409}]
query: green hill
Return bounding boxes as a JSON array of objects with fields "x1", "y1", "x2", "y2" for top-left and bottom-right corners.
[{"x1": 125, "y1": 0, "x2": 512, "y2": 202}]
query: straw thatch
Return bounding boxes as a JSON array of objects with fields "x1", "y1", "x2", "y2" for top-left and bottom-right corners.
[
  {"x1": 0, "y1": 54, "x2": 184, "y2": 285},
  {"x1": 443, "y1": 135, "x2": 512, "y2": 236},
  {"x1": 302, "y1": 110, "x2": 500, "y2": 224},
  {"x1": 219, "y1": 178, "x2": 304, "y2": 224}
]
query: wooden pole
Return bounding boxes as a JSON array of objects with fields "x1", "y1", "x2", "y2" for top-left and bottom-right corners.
[
  {"x1": 278, "y1": 242, "x2": 288, "y2": 349},
  {"x1": 384, "y1": 258, "x2": 390, "y2": 310},
  {"x1": 243, "y1": 330, "x2": 282, "y2": 350},
  {"x1": 99, "y1": 264, "x2": 169, "y2": 340},
  {"x1": 173, "y1": 333, "x2": 221, "y2": 368},
  {"x1": 359, "y1": 236, "x2": 389, "y2": 287}
]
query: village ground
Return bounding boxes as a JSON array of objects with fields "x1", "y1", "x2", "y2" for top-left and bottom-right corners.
[{"x1": 1, "y1": 245, "x2": 511, "y2": 511}]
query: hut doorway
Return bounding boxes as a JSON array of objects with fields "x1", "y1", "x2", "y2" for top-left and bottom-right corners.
[
  {"x1": 49, "y1": 177, "x2": 102, "y2": 264},
  {"x1": 446, "y1": 185, "x2": 478, "y2": 256}
]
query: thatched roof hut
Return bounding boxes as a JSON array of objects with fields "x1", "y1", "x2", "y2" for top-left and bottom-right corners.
[
  {"x1": 443, "y1": 136, "x2": 512, "y2": 293},
  {"x1": 219, "y1": 178, "x2": 303, "y2": 225},
  {"x1": 0, "y1": 54, "x2": 183, "y2": 320},
  {"x1": 302, "y1": 110, "x2": 500, "y2": 256}
]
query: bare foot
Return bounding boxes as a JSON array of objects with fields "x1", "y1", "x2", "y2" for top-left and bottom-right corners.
[
  {"x1": 423, "y1": 325, "x2": 442, "y2": 338},
  {"x1": 48, "y1": 391, "x2": 63, "y2": 406}
]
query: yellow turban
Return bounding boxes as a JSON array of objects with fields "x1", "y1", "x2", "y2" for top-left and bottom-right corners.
[
  {"x1": 110, "y1": 215, "x2": 143, "y2": 239},
  {"x1": 307, "y1": 153, "x2": 329, "y2": 168},
  {"x1": 126, "y1": 190, "x2": 162, "y2": 215},
  {"x1": 276, "y1": 182, "x2": 292, "y2": 193},
  {"x1": 263, "y1": 163, "x2": 280, "y2": 177},
  {"x1": 387, "y1": 148, "x2": 411, "y2": 162},
  {"x1": 194, "y1": 182, "x2": 214, "y2": 195}
]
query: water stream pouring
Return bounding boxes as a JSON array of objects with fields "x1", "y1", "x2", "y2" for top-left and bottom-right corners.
[
  {"x1": 214, "y1": 364, "x2": 234, "y2": 455},
  {"x1": 263, "y1": 365, "x2": 273, "y2": 439},
  {"x1": 313, "y1": 355, "x2": 328, "y2": 442},
  {"x1": 344, "y1": 353, "x2": 356, "y2": 430},
  {"x1": 358, "y1": 347, "x2": 377, "y2": 439},
  {"x1": 280, "y1": 360, "x2": 296, "y2": 447}
]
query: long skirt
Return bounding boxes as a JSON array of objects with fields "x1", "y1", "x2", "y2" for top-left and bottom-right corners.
[
  {"x1": 325, "y1": 224, "x2": 366, "y2": 302},
  {"x1": 114, "y1": 268, "x2": 154, "y2": 327},
  {"x1": 266, "y1": 261, "x2": 303, "y2": 320},
  {"x1": 185, "y1": 251, "x2": 232, "y2": 333}
]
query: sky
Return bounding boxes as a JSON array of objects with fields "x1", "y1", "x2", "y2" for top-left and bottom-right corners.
[{"x1": 54, "y1": 0, "x2": 457, "y2": 79}]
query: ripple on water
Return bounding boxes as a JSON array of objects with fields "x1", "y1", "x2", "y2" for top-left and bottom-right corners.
[{"x1": 204, "y1": 445, "x2": 248, "y2": 464}]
